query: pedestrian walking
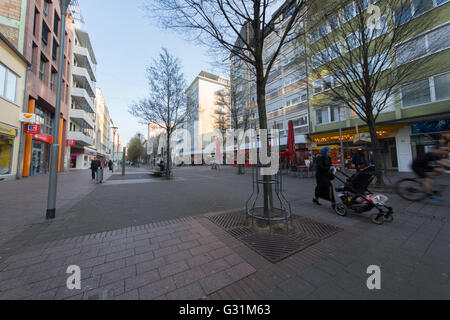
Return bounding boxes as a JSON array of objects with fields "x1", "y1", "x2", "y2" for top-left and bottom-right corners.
[
  {"x1": 352, "y1": 150, "x2": 364, "y2": 171},
  {"x1": 90, "y1": 158, "x2": 99, "y2": 181},
  {"x1": 108, "y1": 160, "x2": 113, "y2": 172},
  {"x1": 96, "y1": 161, "x2": 104, "y2": 184},
  {"x1": 313, "y1": 147, "x2": 336, "y2": 209}
]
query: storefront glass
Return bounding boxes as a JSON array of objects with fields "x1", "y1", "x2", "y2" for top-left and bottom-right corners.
[
  {"x1": 0, "y1": 135, "x2": 14, "y2": 175},
  {"x1": 30, "y1": 105, "x2": 54, "y2": 175}
]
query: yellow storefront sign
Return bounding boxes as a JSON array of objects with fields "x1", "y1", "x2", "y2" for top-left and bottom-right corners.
[
  {"x1": 0, "y1": 124, "x2": 18, "y2": 137},
  {"x1": 310, "y1": 124, "x2": 406, "y2": 144}
]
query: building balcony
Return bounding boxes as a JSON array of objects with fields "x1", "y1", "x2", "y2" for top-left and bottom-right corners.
[
  {"x1": 70, "y1": 109, "x2": 95, "y2": 129},
  {"x1": 71, "y1": 87, "x2": 95, "y2": 114},
  {"x1": 72, "y1": 66, "x2": 95, "y2": 97},
  {"x1": 73, "y1": 45, "x2": 97, "y2": 82},
  {"x1": 67, "y1": 130, "x2": 94, "y2": 146}
]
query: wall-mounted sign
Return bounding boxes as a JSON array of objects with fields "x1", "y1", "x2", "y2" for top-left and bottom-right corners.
[
  {"x1": 0, "y1": 123, "x2": 18, "y2": 137},
  {"x1": 33, "y1": 133, "x2": 53, "y2": 144},
  {"x1": 20, "y1": 113, "x2": 36, "y2": 123},
  {"x1": 66, "y1": 139, "x2": 76, "y2": 146},
  {"x1": 24, "y1": 124, "x2": 41, "y2": 134}
]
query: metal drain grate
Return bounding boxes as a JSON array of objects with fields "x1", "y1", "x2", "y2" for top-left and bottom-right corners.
[{"x1": 208, "y1": 212, "x2": 342, "y2": 263}]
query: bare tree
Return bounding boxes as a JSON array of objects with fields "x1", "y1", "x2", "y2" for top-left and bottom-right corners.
[
  {"x1": 306, "y1": 0, "x2": 439, "y2": 184},
  {"x1": 147, "y1": 0, "x2": 307, "y2": 215},
  {"x1": 129, "y1": 48, "x2": 192, "y2": 177}
]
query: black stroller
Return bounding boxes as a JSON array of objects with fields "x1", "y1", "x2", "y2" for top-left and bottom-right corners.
[{"x1": 333, "y1": 166, "x2": 394, "y2": 225}]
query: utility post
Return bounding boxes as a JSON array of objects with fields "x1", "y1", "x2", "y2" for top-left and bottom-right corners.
[
  {"x1": 46, "y1": 0, "x2": 71, "y2": 220},
  {"x1": 122, "y1": 147, "x2": 126, "y2": 176}
]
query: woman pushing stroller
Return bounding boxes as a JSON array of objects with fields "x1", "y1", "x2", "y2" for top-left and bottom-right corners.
[{"x1": 313, "y1": 147, "x2": 337, "y2": 209}]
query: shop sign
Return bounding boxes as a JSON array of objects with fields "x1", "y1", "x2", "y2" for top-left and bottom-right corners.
[
  {"x1": 66, "y1": 139, "x2": 76, "y2": 146},
  {"x1": 411, "y1": 120, "x2": 450, "y2": 135},
  {"x1": 33, "y1": 133, "x2": 53, "y2": 144},
  {"x1": 20, "y1": 113, "x2": 36, "y2": 123},
  {"x1": 24, "y1": 124, "x2": 41, "y2": 134},
  {"x1": 0, "y1": 124, "x2": 18, "y2": 137}
]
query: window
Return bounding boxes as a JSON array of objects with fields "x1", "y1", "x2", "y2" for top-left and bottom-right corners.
[
  {"x1": 0, "y1": 63, "x2": 18, "y2": 103},
  {"x1": 39, "y1": 55, "x2": 47, "y2": 82},
  {"x1": 396, "y1": 36, "x2": 427, "y2": 65},
  {"x1": 323, "y1": 75, "x2": 333, "y2": 91},
  {"x1": 53, "y1": 12, "x2": 60, "y2": 36},
  {"x1": 434, "y1": 72, "x2": 450, "y2": 101},
  {"x1": 414, "y1": 0, "x2": 434, "y2": 16},
  {"x1": 427, "y1": 23, "x2": 450, "y2": 55},
  {"x1": 316, "y1": 107, "x2": 329, "y2": 124},
  {"x1": 319, "y1": 22, "x2": 330, "y2": 37},
  {"x1": 310, "y1": 29, "x2": 320, "y2": 43},
  {"x1": 43, "y1": 0, "x2": 50, "y2": 16},
  {"x1": 312, "y1": 53, "x2": 323, "y2": 68},
  {"x1": 329, "y1": 15, "x2": 339, "y2": 30},
  {"x1": 52, "y1": 39, "x2": 58, "y2": 61},
  {"x1": 33, "y1": 9, "x2": 38, "y2": 36},
  {"x1": 344, "y1": 32, "x2": 360, "y2": 52},
  {"x1": 401, "y1": 78, "x2": 431, "y2": 107},
  {"x1": 313, "y1": 80, "x2": 323, "y2": 94},
  {"x1": 394, "y1": 2, "x2": 412, "y2": 26},
  {"x1": 343, "y1": 2, "x2": 356, "y2": 22},
  {"x1": 42, "y1": 23, "x2": 50, "y2": 47},
  {"x1": 50, "y1": 69, "x2": 57, "y2": 91},
  {"x1": 330, "y1": 105, "x2": 346, "y2": 122},
  {"x1": 292, "y1": 115, "x2": 308, "y2": 127}
]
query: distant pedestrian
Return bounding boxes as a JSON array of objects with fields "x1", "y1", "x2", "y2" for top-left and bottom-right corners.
[
  {"x1": 96, "y1": 160, "x2": 104, "y2": 184},
  {"x1": 108, "y1": 160, "x2": 114, "y2": 172},
  {"x1": 352, "y1": 151, "x2": 364, "y2": 171},
  {"x1": 90, "y1": 158, "x2": 99, "y2": 181},
  {"x1": 313, "y1": 147, "x2": 336, "y2": 209}
]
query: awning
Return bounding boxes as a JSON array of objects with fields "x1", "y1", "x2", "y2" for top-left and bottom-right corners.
[{"x1": 312, "y1": 145, "x2": 341, "y2": 150}]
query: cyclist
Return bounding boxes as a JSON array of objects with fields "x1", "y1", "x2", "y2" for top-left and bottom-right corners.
[{"x1": 411, "y1": 145, "x2": 450, "y2": 202}]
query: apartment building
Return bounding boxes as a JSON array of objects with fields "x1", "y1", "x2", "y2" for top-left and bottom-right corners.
[
  {"x1": 230, "y1": 1, "x2": 311, "y2": 162},
  {"x1": 0, "y1": 32, "x2": 30, "y2": 180},
  {"x1": 306, "y1": 0, "x2": 450, "y2": 171},
  {"x1": 0, "y1": 0, "x2": 75, "y2": 176},
  {"x1": 94, "y1": 87, "x2": 112, "y2": 161},
  {"x1": 178, "y1": 71, "x2": 230, "y2": 163},
  {"x1": 68, "y1": 26, "x2": 97, "y2": 169}
]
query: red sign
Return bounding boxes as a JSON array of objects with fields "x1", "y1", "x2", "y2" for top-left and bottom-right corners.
[
  {"x1": 24, "y1": 124, "x2": 41, "y2": 134},
  {"x1": 33, "y1": 133, "x2": 53, "y2": 144},
  {"x1": 66, "y1": 139, "x2": 76, "y2": 146}
]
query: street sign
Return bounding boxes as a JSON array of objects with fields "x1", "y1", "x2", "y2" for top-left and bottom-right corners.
[
  {"x1": 33, "y1": 133, "x2": 53, "y2": 144},
  {"x1": 24, "y1": 124, "x2": 41, "y2": 134},
  {"x1": 20, "y1": 113, "x2": 36, "y2": 123},
  {"x1": 66, "y1": 139, "x2": 76, "y2": 146}
]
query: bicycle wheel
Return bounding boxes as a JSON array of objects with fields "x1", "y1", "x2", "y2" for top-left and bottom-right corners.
[{"x1": 394, "y1": 179, "x2": 427, "y2": 201}]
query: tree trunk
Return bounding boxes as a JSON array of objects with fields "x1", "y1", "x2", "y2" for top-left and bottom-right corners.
[
  {"x1": 256, "y1": 70, "x2": 273, "y2": 217},
  {"x1": 367, "y1": 115, "x2": 384, "y2": 186},
  {"x1": 166, "y1": 133, "x2": 171, "y2": 177}
]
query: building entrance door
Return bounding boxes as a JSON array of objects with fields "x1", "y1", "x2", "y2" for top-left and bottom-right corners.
[{"x1": 31, "y1": 141, "x2": 44, "y2": 175}]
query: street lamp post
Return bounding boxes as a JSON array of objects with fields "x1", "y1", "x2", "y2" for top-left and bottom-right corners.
[{"x1": 46, "y1": 0, "x2": 71, "y2": 220}]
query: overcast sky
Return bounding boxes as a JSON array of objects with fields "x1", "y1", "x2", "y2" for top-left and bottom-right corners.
[{"x1": 78, "y1": 0, "x2": 225, "y2": 146}]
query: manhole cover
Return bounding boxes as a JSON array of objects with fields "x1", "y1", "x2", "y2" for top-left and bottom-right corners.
[{"x1": 208, "y1": 212, "x2": 342, "y2": 263}]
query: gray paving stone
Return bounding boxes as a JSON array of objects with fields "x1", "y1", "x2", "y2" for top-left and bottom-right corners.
[
  {"x1": 165, "y1": 282, "x2": 206, "y2": 300},
  {"x1": 159, "y1": 260, "x2": 189, "y2": 278},
  {"x1": 139, "y1": 277, "x2": 176, "y2": 300},
  {"x1": 125, "y1": 270, "x2": 160, "y2": 291}
]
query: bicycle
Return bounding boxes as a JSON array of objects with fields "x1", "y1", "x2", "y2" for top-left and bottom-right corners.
[{"x1": 394, "y1": 177, "x2": 447, "y2": 201}]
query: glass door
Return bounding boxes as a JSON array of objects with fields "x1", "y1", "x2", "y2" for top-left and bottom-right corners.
[{"x1": 31, "y1": 141, "x2": 44, "y2": 175}]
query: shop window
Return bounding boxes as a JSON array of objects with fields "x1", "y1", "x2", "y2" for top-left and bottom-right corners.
[
  {"x1": 0, "y1": 135, "x2": 14, "y2": 175},
  {"x1": 434, "y1": 72, "x2": 450, "y2": 101},
  {"x1": 401, "y1": 78, "x2": 431, "y2": 107}
]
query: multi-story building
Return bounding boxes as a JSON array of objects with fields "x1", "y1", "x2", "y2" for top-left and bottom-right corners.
[
  {"x1": 179, "y1": 71, "x2": 230, "y2": 163},
  {"x1": 0, "y1": 0, "x2": 74, "y2": 176},
  {"x1": 94, "y1": 87, "x2": 113, "y2": 161},
  {"x1": 306, "y1": 0, "x2": 450, "y2": 171},
  {"x1": 0, "y1": 32, "x2": 30, "y2": 180},
  {"x1": 230, "y1": 1, "x2": 311, "y2": 163},
  {"x1": 67, "y1": 26, "x2": 97, "y2": 169}
]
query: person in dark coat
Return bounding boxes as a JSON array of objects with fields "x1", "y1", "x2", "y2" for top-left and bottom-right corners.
[
  {"x1": 90, "y1": 158, "x2": 99, "y2": 181},
  {"x1": 313, "y1": 147, "x2": 336, "y2": 208},
  {"x1": 108, "y1": 160, "x2": 113, "y2": 172},
  {"x1": 352, "y1": 151, "x2": 364, "y2": 171}
]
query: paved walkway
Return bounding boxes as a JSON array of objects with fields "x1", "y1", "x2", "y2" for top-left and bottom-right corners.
[{"x1": 0, "y1": 166, "x2": 448, "y2": 299}]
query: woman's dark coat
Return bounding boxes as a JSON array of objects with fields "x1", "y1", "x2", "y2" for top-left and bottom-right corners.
[{"x1": 314, "y1": 154, "x2": 335, "y2": 202}]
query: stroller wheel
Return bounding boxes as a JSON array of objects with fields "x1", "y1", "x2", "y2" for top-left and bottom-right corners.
[
  {"x1": 383, "y1": 215, "x2": 393, "y2": 223},
  {"x1": 334, "y1": 203, "x2": 347, "y2": 216},
  {"x1": 370, "y1": 213, "x2": 384, "y2": 225}
]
